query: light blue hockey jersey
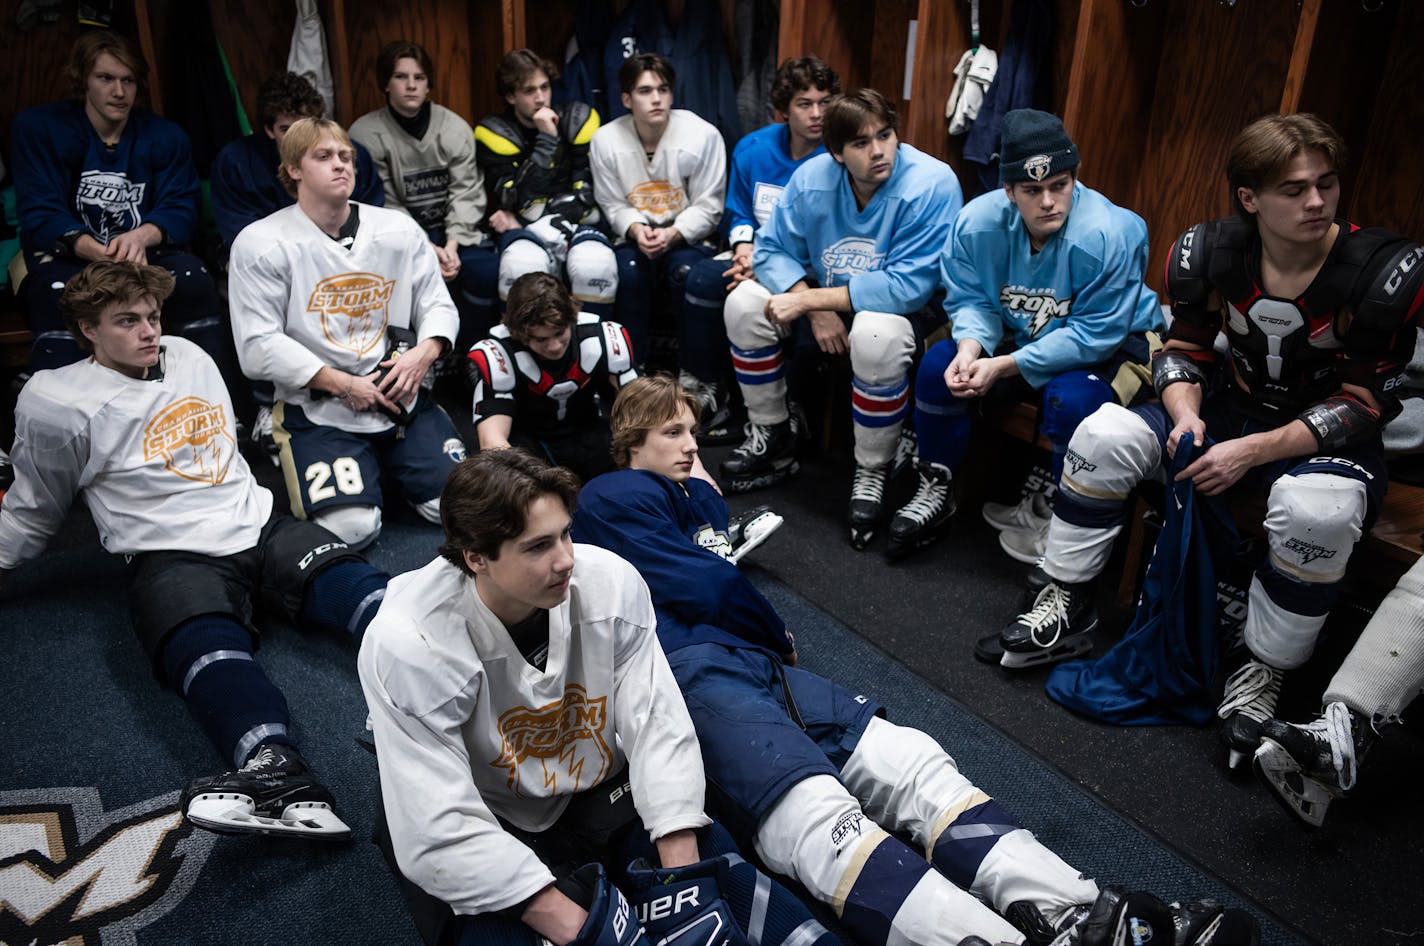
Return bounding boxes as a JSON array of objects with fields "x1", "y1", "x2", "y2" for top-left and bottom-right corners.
[
  {"x1": 754, "y1": 143, "x2": 963, "y2": 315},
  {"x1": 725, "y1": 123, "x2": 824, "y2": 247},
  {"x1": 945, "y1": 182, "x2": 1164, "y2": 389}
]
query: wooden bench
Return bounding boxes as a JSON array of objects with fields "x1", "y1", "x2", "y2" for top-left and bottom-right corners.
[{"x1": 0, "y1": 310, "x2": 31, "y2": 371}]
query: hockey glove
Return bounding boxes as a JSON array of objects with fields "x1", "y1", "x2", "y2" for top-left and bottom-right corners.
[
  {"x1": 556, "y1": 863, "x2": 652, "y2": 946},
  {"x1": 371, "y1": 326, "x2": 420, "y2": 427},
  {"x1": 624, "y1": 857, "x2": 747, "y2": 946}
]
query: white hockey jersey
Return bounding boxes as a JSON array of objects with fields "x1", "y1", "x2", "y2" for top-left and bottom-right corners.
[
  {"x1": 358, "y1": 546, "x2": 710, "y2": 915},
  {"x1": 589, "y1": 109, "x2": 726, "y2": 245},
  {"x1": 0, "y1": 337, "x2": 272, "y2": 569},
  {"x1": 228, "y1": 202, "x2": 459, "y2": 433}
]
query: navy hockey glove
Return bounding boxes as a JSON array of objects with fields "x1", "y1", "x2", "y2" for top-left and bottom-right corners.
[
  {"x1": 556, "y1": 863, "x2": 652, "y2": 946},
  {"x1": 625, "y1": 858, "x2": 747, "y2": 946}
]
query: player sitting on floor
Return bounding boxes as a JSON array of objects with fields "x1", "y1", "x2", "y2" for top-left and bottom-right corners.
[
  {"x1": 466, "y1": 272, "x2": 637, "y2": 481},
  {"x1": 895, "y1": 109, "x2": 1163, "y2": 562},
  {"x1": 718, "y1": 89, "x2": 962, "y2": 550},
  {"x1": 475, "y1": 48, "x2": 618, "y2": 326},
  {"x1": 0, "y1": 261, "x2": 390, "y2": 840},
  {"x1": 995, "y1": 115, "x2": 1424, "y2": 771},
  {"x1": 571, "y1": 375, "x2": 1257, "y2": 946},
  {"x1": 358, "y1": 449, "x2": 838, "y2": 946},
  {"x1": 678, "y1": 55, "x2": 842, "y2": 439},
  {"x1": 229, "y1": 117, "x2": 466, "y2": 550}
]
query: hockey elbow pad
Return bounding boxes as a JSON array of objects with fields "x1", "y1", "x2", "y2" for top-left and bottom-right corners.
[
  {"x1": 1150, "y1": 349, "x2": 1209, "y2": 397},
  {"x1": 557, "y1": 864, "x2": 652, "y2": 946},
  {"x1": 1298, "y1": 394, "x2": 1382, "y2": 450},
  {"x1": 625, "y1": 858, "x2": 747, "y2": 946}
]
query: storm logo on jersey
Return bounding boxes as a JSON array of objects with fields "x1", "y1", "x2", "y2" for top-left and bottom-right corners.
[
  {"x1": 1000, "y1": 286, "x2": 1072, "y2": 338},
  {"x1": 821, "y1": 238, "x2": 884, "y2": 284},
  {"x1": 491, "y1": 685, "x2": 614, "y2": 796},
  {"x1": 74, "y1": 171, "x2": 146, "y2": 243},
  {"x1": 142, "y1": 397, "x2": 234, "y2": 485},
  {"x1": 628, "y1": 180, "x2": 687, "y2": 220},
  {"x1": 307, "y1": 272, "x2": 396, "y2": 356}
]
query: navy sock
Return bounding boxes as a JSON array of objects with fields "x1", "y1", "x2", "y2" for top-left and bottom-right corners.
[
  {"x1": 161, "y1": 615, "x2": 294, "y2": 768},
  {"x1": 301, "y1": 561, "x2": 389, "y2": 637}
]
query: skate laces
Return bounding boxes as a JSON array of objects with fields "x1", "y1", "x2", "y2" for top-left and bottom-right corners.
[
  {"x1": 735, "y1": 422, "x2": 772, "y2": 457},
  {"x1": 850, "y1": 465, "x2": 888, "y2": 503},
  {"x1": 1312, "y1": 701, "x2": 1358, "y2": 791},
  {"x1": 898, "y1": 466, "x2": 947, "y2": 523},
  {"x1": 1216, "y1": 660, "x2": 1282, "y2": 722},
  {"x1": 1021, "y1": 583, "x2": 1072, "y2": 648}
]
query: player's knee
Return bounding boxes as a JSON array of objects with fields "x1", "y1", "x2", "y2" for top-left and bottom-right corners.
[
  {"x1": 1060, "y1": 404, "x2": 1160, "y2": 497},
  {"x1": 1265, "y1": 473, "x2": 1367, "y2": 584},
  {"x1": 754, "y1": 775, "x2": 879, "y2": 898},
  {"x1": 683, "y1": 256, "x2": 726, "y2": 307},
  {"x1": 723, "y1": 280, "x2": 775, "y2": 347},
  {"x1": 1041, "y1": 372, "x2": 1114, "y2": 441},
  {"x1": 499, "y1": 235, "x2": 556, "y2": 301},
  {"x1": 567, "y1": 236, "x2": 618, "y2": 306},
  {"x1": 848, "y1": 311, "x2": 915, "y2": 386},
  {"x1": 410, "y1": 496, "x2": 442, "y2": 526},
  {"x1": 313, "y1": 504, "x2": 382, "y2": 550}
]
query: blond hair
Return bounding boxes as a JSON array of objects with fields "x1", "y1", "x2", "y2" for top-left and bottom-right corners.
[
  {"x1": 277, "y1": 118, "x2": 356, "y2": 197},
  {"x1": 609, "y1": 375, "x2": 701, "y2": 469}
]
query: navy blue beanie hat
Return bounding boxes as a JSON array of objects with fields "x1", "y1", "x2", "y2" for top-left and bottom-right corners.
[{"x1": 998, "y1": 109, "x2": 1079, "y2": 185}]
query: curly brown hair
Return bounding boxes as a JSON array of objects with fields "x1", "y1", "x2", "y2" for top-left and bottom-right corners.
[
  {"x1": 769, "y1": 56, "x2": 840, "y2": 115},
  {"x1": 59, "y1": 261, "x2": 175, "y2": 351}
]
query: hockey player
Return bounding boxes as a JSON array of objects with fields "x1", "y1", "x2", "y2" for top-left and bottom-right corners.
[
  {"x1": 358, "y1": 449, "x2": 838, "y2": 946},
  {"x1": 680, "y1": 55, "x2": 842, "y2": 439},
  {"x1": 893, "y1": 110, "x2": 1163, "y2": 561},
  {"x1": 466, "y1": 272, "x2": 637, "y2": 481},
  {"x1": 0, "y1": 261, "x2": 391, "y2": 840},
  {"x1": 210, "y1": 70, "x2": 386, "y2": 460},
  {"x1": 590, "y1": 53, "x2": 727, "y2": 373},
  {"x1": 1254, "y1": 553, "x2": 1424, "y2": 826},
  {"x1": 349, "y1": 41, "x2": 497, "y2": 348},
  {"x1": 573, "y1": 375, "x2": 1257, "y2": 946},
  {"x1": 719, "y1": 89, "x2": 962, "y2": 549},
  {"x1": 475, "y1": 48, "x2": 618, "y2": 325},
  {"x1": 997, "y1": 115, "x2": 1424, "y2": 768},
  {"x1": 228, "y1": 117, "x2": 466, "y2": 550},
  {"x1": 11, "y1": 30, "x2": 223, "y2": 373},
  {"x1": 210, "y1": 71, "x2": 386, "y2": 259}
]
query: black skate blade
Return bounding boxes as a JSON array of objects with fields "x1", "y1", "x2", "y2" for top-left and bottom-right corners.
[
  {"x1": 724, "y1": 461, "x2": 799, "y2": 494},
  {"x1": 849, "y1": 526, "x2": 876, "y2": 551},
  {"x1": 885, "y1": 521, "x2": 951, "y2": 561}
]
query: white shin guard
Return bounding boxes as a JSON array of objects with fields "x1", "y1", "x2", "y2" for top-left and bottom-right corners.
[
  {"x1": 848, "y1": 312, "x2": 915, "y2": 468},
  {"x1": 566, "y1": 237, "x2": 618, "y2": 307},
  {"x1": 725, "y1": 280, "x2": 789, "y2": 424},
  {"x1": 410, "y1": 496, "x2": 442, "y2": 525},
  {"x1": 754, "y1": 775, "x2": 1018, "y2": 946},
  {"x1": 498, "y1": 235, "x2": 557, "y2": 300},
  {"x1": 1325, "y1": 556, "x2": 1424, "y2": 720},
  {"x1": 312, "y1": 504, "x2": 382, "y2": 550}
]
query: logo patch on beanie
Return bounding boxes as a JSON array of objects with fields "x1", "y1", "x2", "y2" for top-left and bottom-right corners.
[{"x1": 1023, "y1": 155, "x2": 1053, "y2": 181}]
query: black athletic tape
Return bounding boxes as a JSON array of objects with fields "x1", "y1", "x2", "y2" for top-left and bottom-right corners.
[
  {"x1": 1298, "y1": 395, "x2": 1381, "y2": 450},
  {"x1": 1151, "y1": 349, "x2": 1206, "y2": 397}
]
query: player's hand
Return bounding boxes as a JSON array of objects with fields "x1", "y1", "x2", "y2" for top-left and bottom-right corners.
[
  {"x1": 764, "y1": 292, "x2": 807, "y2": 327},
  {"x1": 105, "y1": 230, "x2": 150, "y2": 264},
  {"x1": 959, "y1": 355, "x2": 1010, "y2": 397},
  {"x1": 488, "y1": 209, "x2": 521, "y2": 234},
  {"x1": 377, "y1": 338, "x2": 441, "y2": 405},
  {"x1": 532, "y1": 106, "x2": 560, "y2": 137},
  {"x1": 341, "y1": 371, "x2": 399, "y2": 414},
  {"x1": 1165, "y1": 413, "x2": 1207, "y2": 460},
  {"x1": 635, "y1": 225, "x2": 669, "y2": 259},
  {"x1": 435, "y1": 240, "x2": 461, "y2": 280},
  {"x1": 945, "y1": 348, "x2": 979, "y2": 397},
  {"x1": 722, "y1": 244, "x2": 755, "y2": 289},
  {"x1": 806, "y1": 309, "x2": 847, "y2": 354},
  {"x1": 1176, "y1": 437, "x2": 1256, "y2": 495}
]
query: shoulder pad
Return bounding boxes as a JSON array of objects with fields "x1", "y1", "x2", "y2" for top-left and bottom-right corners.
[
  {"x1": 475, "y1": 115, "x2": 525, "y2": 157},
  {"x1": 467, "y1": 338, "x2": 518, "y2": 393},
  {"x1": 1345, "y1": 231, "x2": 1424, "y2": 359},
  {"x1": 559, "y1": 101, "x2": 600, "y2": 147},
  {"x1": 601, "y1": 320, "x2": 635, "y2": 377}
]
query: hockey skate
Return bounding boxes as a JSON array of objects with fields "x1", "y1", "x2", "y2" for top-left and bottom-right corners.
[
  {"x1": 1215, "y1": 658, "x2": 1283, "y2": 769},
  {"x1": 887, "y1": 462, "x2": 955, "y2": 559},
  {"x1": 249, "y1": 405, "x2": 280, "y2": 467},
  {"x1": 982, "y1": 490, "x2": 1052, "y2": 533},
  {"x1": 182, "y1": 744, "x2": 350, "y2": 841},
  {"x1": 1253, "y1": 701, "x2": 1374, "y2": 827},
  {"x1": 890, "y1": 425, "x2": 919, "y2": 481},
  {"x1": 726, "y1": 505, "x2": 784, "y2": 564},
  {"x1": 997, "y1": 580, "x2": 1096, "y2": 669},
  {"x1": 847, "y1": 462, "x2": 889, "y2": 550},
  {"x1": 682, "y1": 372, "x2": 744, "y2": 446},
  {"x1": 720, "y1": 420, "x2": 798, "y2": 493}
]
